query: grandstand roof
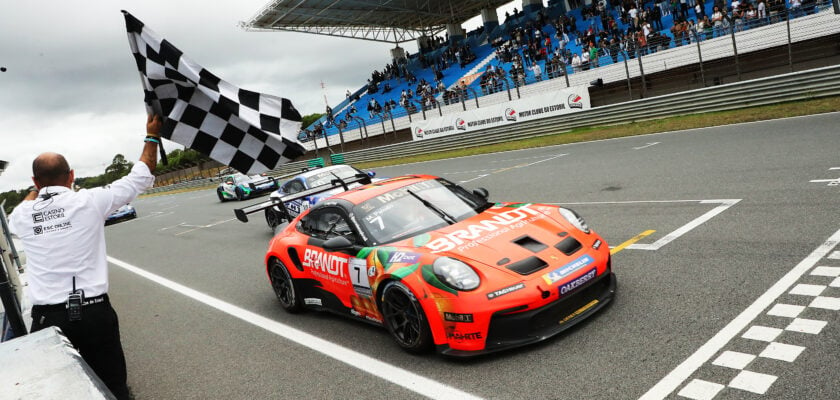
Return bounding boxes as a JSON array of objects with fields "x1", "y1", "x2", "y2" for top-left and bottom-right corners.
[{"x1": 241, "y1": 0, "x2": 511, "y2": 43}]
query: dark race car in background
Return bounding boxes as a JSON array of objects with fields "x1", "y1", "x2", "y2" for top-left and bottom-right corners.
[
  {"x1": 235, "y1": 175, "x2": 616, "y2": 356},
  {"x1": 105, "y1": 204, "x2": 137, "y2": 225},
  {"x1": 259, "y1": 165, "x2": 377, "y2": 232},
  {"x1": 217, "y1": 172, "x2": 278, "y2": 202}
]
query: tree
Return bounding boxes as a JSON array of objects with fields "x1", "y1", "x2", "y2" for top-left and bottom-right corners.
[
  {"x1": 301, "y1": 113, "x2": 324, "y2": 129},
  {"x1": 104, "y1": 154, "x2": 133, "y2": 184}
]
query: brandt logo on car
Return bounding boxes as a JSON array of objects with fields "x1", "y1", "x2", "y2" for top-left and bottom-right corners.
[{"x1": 504, "y1": 108, "x2": 517, "y2": 121}]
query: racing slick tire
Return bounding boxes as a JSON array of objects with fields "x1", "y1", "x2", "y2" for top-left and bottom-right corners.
[
  {"x1": 217, "y1": 188, "x2": 226, "y2": 202},
  {"x1": 380, "y1": 281, "x2": 433, "y2": 354},
  {"x1": 235, "y1": 187, "x2": 245, "y2": 201},
  {"x1": 269, "y1": 258, "x2": 303, "y2": 313},
  {"x1": 264, "y1": 208, "x2": 286, "y2": 233}
]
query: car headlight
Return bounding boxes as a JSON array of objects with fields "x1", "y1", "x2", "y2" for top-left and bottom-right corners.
[
  {"x1": 559, "y1": 207, "x2": 590, "y2": 234},
  {"x1": 433, "y1": 257, "x2": 480, "y2": 291}
]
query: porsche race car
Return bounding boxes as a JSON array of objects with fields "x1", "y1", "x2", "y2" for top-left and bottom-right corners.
[
  {"x1": 217, "y1": 173, "x2": 278, "y2": 202},
  {"x1": 234, "y1": 175, "x2": 616, "y2": 356},
  {"x1": 260, "y1": 164, "x2": 377, "y2": 231},
  {"x1": 105, "y1": 204, "x2": 137, "y2": 225}
]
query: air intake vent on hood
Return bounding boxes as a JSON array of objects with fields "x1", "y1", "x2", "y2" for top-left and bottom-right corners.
[
  {"x1": 507, "y1": 256, "x2": 549, "y2": 275},
  {"x1": 555, "y1": 237, "x2": 582, "y2": 256},
  {"x1": 513, "y1": 235, "x2": 548, "y2": 253}
]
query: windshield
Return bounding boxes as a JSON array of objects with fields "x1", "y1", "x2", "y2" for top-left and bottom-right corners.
[
  {"x1": 354, "y1": 178, "x2": 484, "y2": 245},
  {"x1": 305, "y1": 166, "x2": 359, "y2": 188}
]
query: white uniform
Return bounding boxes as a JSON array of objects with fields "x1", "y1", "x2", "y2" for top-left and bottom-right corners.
[{"x1": 9, "y1": 162, "x2": 154, "y2": 305}]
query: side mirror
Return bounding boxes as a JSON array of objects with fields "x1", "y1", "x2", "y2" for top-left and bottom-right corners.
[
  {"x1": 473, "y1": 187, "x2": 489, "y2": 201},
  {"x1": 323, "y1": 236, "x2": 356, "y2": 252}
]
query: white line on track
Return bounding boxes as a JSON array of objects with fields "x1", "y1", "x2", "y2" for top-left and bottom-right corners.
[
  {"x1": 633, "y1": 142, "x2": 660, "y2": 150},
  {"x1": 548, "y1": 199, "x2": 741, "y2": 251},
  {"x1": 639, "y1": 227, "x2": 840, "y2": 400},
  {"x1": 107, "y1": 256, "x2": 484, "y2": 400}
]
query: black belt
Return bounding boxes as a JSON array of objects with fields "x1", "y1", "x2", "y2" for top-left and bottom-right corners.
[{"x1": 32, "y1": 294, "x2": 110, "y2": 312}]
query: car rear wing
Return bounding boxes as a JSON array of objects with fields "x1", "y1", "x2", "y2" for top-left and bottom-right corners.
[
  {"x1": 248, "y1": 176, "x2": 277, "y2": 190},
  {"x1": 233, "y1": 173, "x2": 372, "y2": 223}
]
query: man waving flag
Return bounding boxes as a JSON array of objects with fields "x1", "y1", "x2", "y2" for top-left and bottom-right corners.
[{"x1": 123, "y1": 11, "x2": 306, "y2": 174}]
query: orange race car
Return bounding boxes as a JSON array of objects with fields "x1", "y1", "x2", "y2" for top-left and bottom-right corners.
[{"x1": 235, "y1": 174, "x2": 616, "y2": 356}]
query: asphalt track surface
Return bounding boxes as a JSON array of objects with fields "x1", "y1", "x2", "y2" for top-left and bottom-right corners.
[{"x1": 105, "y1": 112, "x2": 840, "y2": 400}]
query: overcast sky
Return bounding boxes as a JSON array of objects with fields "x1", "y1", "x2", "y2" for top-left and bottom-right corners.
[{"x1": 0, "y1": 0, "x2": 517, "y2": 191}]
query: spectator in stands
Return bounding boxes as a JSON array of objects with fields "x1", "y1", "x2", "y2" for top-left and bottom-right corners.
[
  {"x1": 345, "y1": 89, "x2": 351, "y2": 98},
  {"x1": 711, "y1": 5, "x2": 726, "y2": 37},
  {"x1": 651, "y1": 5, "x2": 664, "y2": 30},
  {"x1": 571, "y1": 52, "x2": 582, "y2": 71},
  {"x1": 757, "y1": 0, "x2": 767, "y2": 23},
  {"x1": 744, "y1": 3, "x2": 758, "y2": 26},
  {"x1": 695, "y1": 1, "x2": 707, "y2": 20},
  {"x1": 589, "y1": 42, "x2": 600, "y2": 68},
  {"x1": 531, "y1": 62, "x2": 543, "y2": 81}
]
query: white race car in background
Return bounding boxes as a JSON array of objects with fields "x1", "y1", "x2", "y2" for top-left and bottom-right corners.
[
  {"x1": 262, "y1": 165, "x2": 378, "y2": 231},
  {"x1": 217, "y1": 173, "x2": 278, "y2": 202}
]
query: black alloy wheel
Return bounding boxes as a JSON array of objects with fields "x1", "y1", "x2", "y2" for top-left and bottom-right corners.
[
  {"x1": 217, "y1": 188, "x2": 225, "y2": 202},
  {"x1": 269, "y1": 259, "x2": 302, "y2": 312},
  {"x1": 265, "y1": 208, "x2": 284, "y2": 231},
  {"x1": 380, "y1": 281, "x2": 433, "y2": 353},
  {"x1": 235, "y1": 187, "x2": 245, "y2": 201}
]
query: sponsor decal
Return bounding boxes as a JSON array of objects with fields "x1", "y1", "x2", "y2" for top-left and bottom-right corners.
[
  {"x1": 373, "y1": 181, "x2": 436, "y2": 205},
  {"x1": 455, "y1": 118, "x2": 467, "y2": 131},
  {"x1": 33, "y1": 221, "x2": 72, "y2": 235},
  {"x1": 304, "y1": 298, "x2": 323, "y2": 306},
  {"x1": 518, "y1": 103, "x2": 567, "y2": 119},
  {"x1": 447, "y1": 331, "x2": 483, "y2": 341},
  {"x1": 415, "y1": 125, "x2": 455, "y2": 138},
  {"x1": 303, "y1": 249, "x2": 348, "y2": 280},
  {"x1": 486, "y1": 282, "x2": 526, "y2": 299},
  {"x1": 367, "y1": 265, "x2": 377, "y2": 277},
  {"x1": 559, "y1": 299, "x2": 599, "y2": 324},
  {"x1": 387, "y1": 251, "x2": 421, "y2": 264},
  {"x1": 568, "y1": 94, "x2": 584, "y2": 109},
  {"x1": 504, "y1": 108, "x2": 517, "y2": 121},
  {"x1": 32, "y1": 208, "x2": 65, "y2": 223},
  {"x1": 542, "y1": 255, "x2": 594, "y2": 285},
  {"x1": 444, "y1": 312, "x2": 474, "y2": 323},
  {"x1": 559, "y1": 268, "x2": 597, "y2": 295},
  {"x1": 415, "y1": 127, "x2": 424, "y2": 138},
  {"x1": 425, "y1": 204, "x2": 542, "y2": 253}
]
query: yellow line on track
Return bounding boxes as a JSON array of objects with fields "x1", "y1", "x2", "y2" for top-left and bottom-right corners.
[{"x1": 610, "y1": 230, "x2": 656, "y2": 255}]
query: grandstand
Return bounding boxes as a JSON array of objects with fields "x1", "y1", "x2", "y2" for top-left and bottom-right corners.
[{"x1": 242, "y1": 0, "x2": 840, "y2": 152}]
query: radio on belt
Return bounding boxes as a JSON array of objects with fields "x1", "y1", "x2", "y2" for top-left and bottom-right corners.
[{"x1": 67, "y1": 277, "x2": 84, "y2": 321}]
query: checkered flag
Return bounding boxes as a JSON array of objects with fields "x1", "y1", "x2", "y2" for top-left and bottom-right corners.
[{"x1": 123, "y1": 11, "x2": 306, "y2": 174}]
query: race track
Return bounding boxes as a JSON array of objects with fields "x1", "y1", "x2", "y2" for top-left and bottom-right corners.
[{"x1": 104, "y1": 112, "x2": 840, "y2": 399}]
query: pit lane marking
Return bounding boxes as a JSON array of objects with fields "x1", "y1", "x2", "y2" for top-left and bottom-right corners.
[
  {"x1": 610, "y1": 230, "x2": 656, "y2": 255},
  {"x1": 106, "y1": 256, "x2": 484, "y2": 400},
  {"x1": 640, "y1": 227, "x2": 840, "y2": 400}
]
